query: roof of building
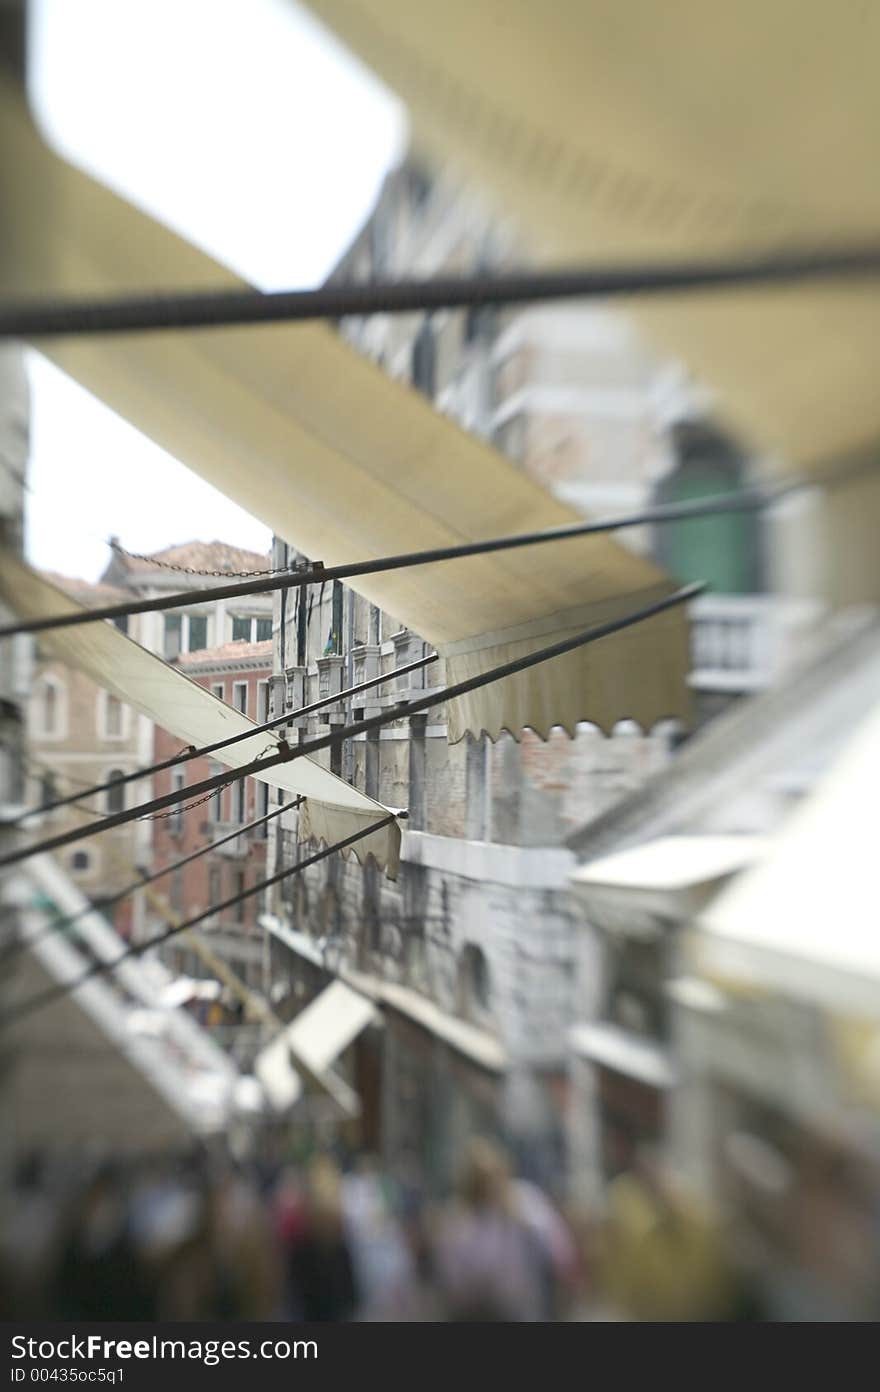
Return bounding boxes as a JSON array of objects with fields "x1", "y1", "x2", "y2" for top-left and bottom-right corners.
[
  {"x1": 107, "y1": 539, "x2": 272, "y2": 577},
  {"x1": 41, "y1": 570, "x2": 130, "y2": 606},
  {"x1": 177, "y1": 638, "x2": 274, "y2": 668}
]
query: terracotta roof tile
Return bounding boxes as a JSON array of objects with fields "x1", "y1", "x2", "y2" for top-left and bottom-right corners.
[
  {"x1": 41, "y1": 570, "x2": 130, "y2": 606},
  {"x1": 115, "y1": 540, "x2": 272, "y2": 575},
  {"x1": 176, "y1": 639, "x2": 274, "y2": 666}
]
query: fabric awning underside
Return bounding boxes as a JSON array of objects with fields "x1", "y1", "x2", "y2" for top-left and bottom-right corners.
[
  {"x1": 699, "y1": 699, "x2": 880, "y2": 1019},
  {"x1": 0, "y1": 555, "x2": 400, "y2": 873},
  {"x1": 255, "y1": 980, "x2": 378, "y2": 1112},
  {"x1": 0, "y1": 71, "x2": 690, "y2": 742},
  {"x1": 306, "y1": 0, "x2": 880, "y2": 479}
]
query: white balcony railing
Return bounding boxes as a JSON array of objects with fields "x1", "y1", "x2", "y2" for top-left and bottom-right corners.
[
  {"x1": 316, "y1": 655, "x2": 346, "y2": 724},
  {"x1": 688, "y1": 594, "x2": 823, "y2": 693},
  {"x1": 350, "y1": 643, "x2": 383, "y2": 719},
  {"x1": 209, "y1": 821, "x2": 252, "y2": 859},
  {"x1": 382, "y1": 630, "x2": 427, "y2": 707}
]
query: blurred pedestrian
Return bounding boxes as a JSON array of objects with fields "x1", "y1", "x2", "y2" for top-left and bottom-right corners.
[
  {"x1": 341, "y1": 1155, "x2": 411, "y2": 1315},
  {"x1": 434, "y1": 1138, "x2": 547, "y2": 1321},
  {"x1": 53, "y1": 1164, "x2": 153, "y2": 1319},
  {"x1": 288, "y1": 1156, "x2": 359, "y2": 1321},
  {"x1": 598, "y1": 1147, "x2": 738, "y2": 1321}
]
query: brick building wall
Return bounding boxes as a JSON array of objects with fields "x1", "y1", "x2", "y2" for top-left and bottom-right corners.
[
  {"x1": 27, "y1": 579, "x2": 151, "y2": 939},
  {"x1": 150, "y1": 642, "x2": 272, "y2": 987}
]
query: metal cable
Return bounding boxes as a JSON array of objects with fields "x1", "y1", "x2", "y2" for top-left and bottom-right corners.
[
  {"x1": 1, "y1": 813, "x2": 396, "y2": 1028},
  {"x1": 0, "y1": 796, "x2": 303, "y2": 966},
  {"x1": 0, "y1": 481, "x2": 805, "y2": 641},
  {"x1": 0, "y1": 580, "x2": 702, "y2": 869},
  {"x1": 7, "y1": 651, "x2": 438, "y2": 825},
  {"x1": 2, "y1": 247, "x2": 879, "y2": 339}
]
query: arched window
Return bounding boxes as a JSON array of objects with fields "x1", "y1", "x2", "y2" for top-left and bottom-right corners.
[
  {"x1": 459, "y1": 943, "x2": 492, "y2": 1019},
  {"x1": 105, "y1": 770, "x2": 126, "y2": 814},
  {"x1": 652, "y1": 422, "x2": 763, "y2": 595},
  {"x1": 43, "y1": 683, "x2": 58, "y2": 733},
  {"x1": 35, "y1": 676, "x2": 65, "y2": 738},
  {"x1": 100, "y1": 693, "x2": 125, "y2": 739}
]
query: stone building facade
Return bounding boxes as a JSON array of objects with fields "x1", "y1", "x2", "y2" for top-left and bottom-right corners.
[
  {"x1": 563, "y1": 613, "x2": 880, "y2": 1317},
  {"x1": 260, "y1": 162, "x2": 668, "y2": 1188},
  {"x1": 262, "y1": 155, "x2": 824, "y2": 1189}
]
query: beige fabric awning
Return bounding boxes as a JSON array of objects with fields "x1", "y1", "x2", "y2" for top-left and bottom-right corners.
[
  {"x1": 698, "y1": 700, "x2": 880, "y2": 1020},
  {"x1": 254, "y1": 980, "x2": 378, "y2": 1113},
  {"x1": 0, "y1": 554, "x2": 400, "y2": 872},
  {"x1": 0, "y1": 70, "x2": 690, "y2": 741},
  {"x1": 306, "y1": 1, "x2": 880, "y2": 476},
  {"x1": 570, "y1": 835, "x2": 764, "y2": 920}
]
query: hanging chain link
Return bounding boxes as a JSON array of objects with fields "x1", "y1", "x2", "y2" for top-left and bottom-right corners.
[
  {"x1": 139, "y1": 785, "x2": 227, "y2": 821},
  {"x1": 109, "y1": 540, "x2": 289, "y2": 579}
]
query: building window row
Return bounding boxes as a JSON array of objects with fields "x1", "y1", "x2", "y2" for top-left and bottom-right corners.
[
  {"x1": 207, "y1": 681, "x2": 269, "y2": 722},
  {"x1": 164, "y1": 611, "x2": 211, "y2": 659},
  {"x1": 31, "y1": 679, "x2": 131, "y2": 743},
  {"x1": 231, "y1": 615, "x2": 272, "y2": 644}
]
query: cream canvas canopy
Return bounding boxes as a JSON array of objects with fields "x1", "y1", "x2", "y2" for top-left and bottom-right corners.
[
  {"x1": 306, "y1": 0, "x2": 880, "y2": 475},
  {"x1": 698, "y1": 699, "x2": 880, "y2": 1020},
  {"x1": 0, "y1": 554, "x2": 400, "y2": 873},
  {"x1": 255, "y1": 980, "x2": 379, "y2": 1115},
  {"x1": 0, "y1": 69, "x2": 690, "y2": 743}
]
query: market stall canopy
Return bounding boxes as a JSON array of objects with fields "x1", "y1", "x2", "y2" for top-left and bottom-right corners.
[
  {"x1": 0, "y1": 554, "x2": 400, "y2": 873},
  {"x1": 570, "y1": 1022, "x2": 675, "y2": 1091},
  {"x1": 305, "y1": 0, "x2": 880, "y2": 477},
  {"x1": 254, "y1": 980, "x2": 378, "y2": 1114},
  {"x1": 570, "y1": 835, "x2": 765, "y2": 923},
  {"x1": 0, "y1": 69, "x2": 690, "y2": 742},
  {"x1": 698, "y1": 699, "x2": 880, "y2": 1020}
]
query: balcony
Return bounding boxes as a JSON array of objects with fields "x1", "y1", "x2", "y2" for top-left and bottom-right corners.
[
  {"x1": 382, "y1": 630, "x2": 427, "y2": 708},
  {"x1": 209, "y1": 821, "x2": 252, "y2": 858},
  {"x1": 315, "y1": 654, "x2": 346, "y2": 725},
  {"x1": 350, "y1": 643, "x2": 383, "y2": 719},
  {"x1": 688, "y1": 594, "x2": 823, "y2": 694},
  {"x1": 269, "y1": 666, "x2": 309, "y2": 732}
]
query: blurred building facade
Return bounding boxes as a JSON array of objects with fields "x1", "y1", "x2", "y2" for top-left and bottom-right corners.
[
  {"x1": 0, "y1": 345, "x2": 243, "y2": 1171},
  {"x1": 100, "y1": 539, "x2": 273, "y2": 662},
  {"x1": 26, "y1": 574, "x2": 152, "y2": 939},
  {"x1": 20, "y1": 542, "x2": 274, "y2": 943},
  {"x1": 261, "y1": 157, "x2": 827, "y2": 1190},
  {"x1": 0, "y1": 342, "x2": 29, "y2": 820},
  {"x1": 565, "y1": 610, "x2": 880, "y2": 1318},
  {"x1": 149, "y1": 638, "x2": 273, "y2": 990}
]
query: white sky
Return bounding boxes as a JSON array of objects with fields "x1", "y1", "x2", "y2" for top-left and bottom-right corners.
[{"x1": 24, "y1": 0, "x2": 405, "y2": 581}]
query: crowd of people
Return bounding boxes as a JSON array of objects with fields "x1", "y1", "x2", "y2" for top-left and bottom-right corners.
[{"x1": 1, "y1": 1137, "x2": 771, "y2": 1321}]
